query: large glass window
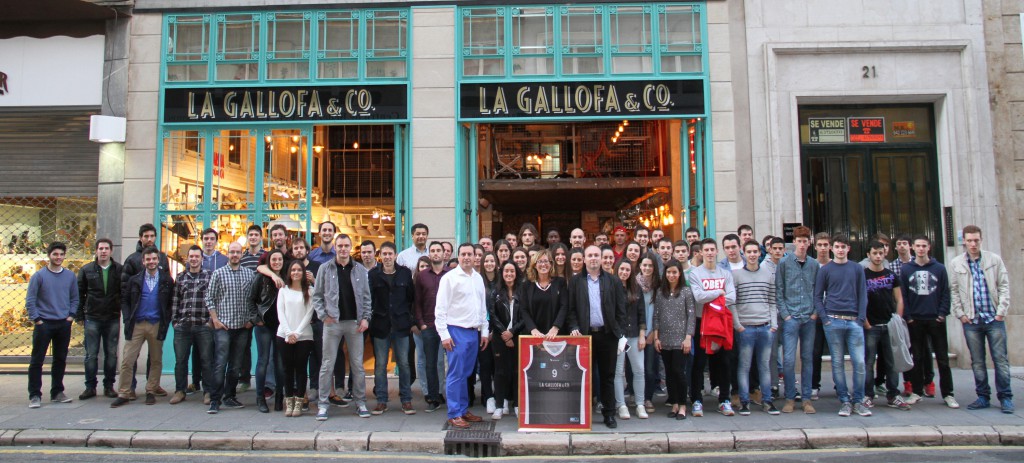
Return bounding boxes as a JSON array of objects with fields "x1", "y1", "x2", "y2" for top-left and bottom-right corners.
[
  {"x1": 512, "y1": 7, "x2": 554, "y2": 75},
  {"x1": 211, "y1": 130, "x2": 256, "y2": 210},
  {"x1": 560, "y1": 6, "x2": 603, "y2": 75},
  {"x1": 609, "y1": 6, "x2": 652, "y2": 74},
  {"x1": 216, "y1": 14, "x2": 261, "y2": 81},
  {"x1": 267, "y1": 12, "x2": 311, "y2": 80},
  {"x1": 659, "y1": 5, "x2": 702, "y2": 73},
  {"x1": 317, "y1": 11, "x2": 359, "y2": 79},
  {"x1": 365, "y1": 10, "x2": 408, "y2": 78},
  {"x1": 166, "y1": 15, "x2": 210, "y2": 82},
  {"x1": 161, "y1": 130, "x2": 205, "y2": 211},
  {"x1": 462, "y1": 8, "x2": 505, "y2": 76},
  {"x1": 264, "y1": 130, "x2": 309, "y2": 210}
]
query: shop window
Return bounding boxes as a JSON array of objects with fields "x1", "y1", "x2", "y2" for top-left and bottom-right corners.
[
  {"x1": 659, "y1": 5, "x2": 702, "y2": 73},
  {"x1": 216, "y1": 13, "x2": 261, "y2": 81},
  {"x1": 161, "y1": 213, "x2": 203, "y2": 270},
  {"x1": 317, "y1": 11, "x2": 359, "y2": 79},
  {"x1": 365, "y1": 10, "x2": 408, "y2": 78},
  {"x1": 462, "y1": 8, "x2": 505, "y2": 77},
  {"x1": 211, "y1": 130, "x2": 256, "y2": 210},
  {"x1": 161, "y1": 130, "x2": 205, "y2": 211},
  {"x1": 560, "y1": 6, "x2": 603, "y2": 75},
  {"x1": 512, "y1": 7, "x2": 554, "y2": 76},
  {"x1": 609, "y1": 6, "x2": 652, "y2": 74},
  {"x1": 166, "y1": 15, "x2": 210, "y2": 82},
  {"x1": 265, "y1": 130, "x2": 308, "y2": 210},
  {"x1": 267, "y1": 12, "x2": 311, "y2": 80}
]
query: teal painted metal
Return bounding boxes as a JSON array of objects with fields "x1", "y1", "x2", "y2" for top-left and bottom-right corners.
[
  {"x1": 696, "y1": 3, "x2": 714, "y2": 238},
  {"x1": 468, "y1": 122, "x2": 479, "y2": 243}
]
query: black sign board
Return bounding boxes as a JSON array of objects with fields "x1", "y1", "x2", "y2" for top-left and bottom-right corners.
[
  {"x1": 163, "y1": 84, "x2": 408, "y2": 123},
  {"x1": 460, "y1": 79, "x2": 704, "y2": 119},
  {"x1": 782, "y1": 222, "x2": 802, "y2": 243}
]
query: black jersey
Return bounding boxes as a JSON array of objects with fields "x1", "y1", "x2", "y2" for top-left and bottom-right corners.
[{"x1": 522, "y1": 341, "x2": 587, "y2": 425}]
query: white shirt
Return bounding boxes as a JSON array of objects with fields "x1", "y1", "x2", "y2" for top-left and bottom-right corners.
[
  {"x1": 396, "y1": 245, "x2": 428, "y2": 271},
  {"x1": 276, "y1": 287, "x2": 315, "y2": 342},
  {"x1": 434, "y1": 265, "x2": 489, "y2": 341}
]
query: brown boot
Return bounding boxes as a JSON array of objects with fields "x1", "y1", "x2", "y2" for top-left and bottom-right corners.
[
  {"x1": 291, "y1": 397, "x2": 303, "y2": 417},
  {"x1": 284, "y1": 397, "x2": 295, "y2": 417},
  {"x1": 782, "y1": 399, "x2": 795, "y2": 413},
  {"x1": 803, "y1": 401, "x2": 816, "y2": 414}
]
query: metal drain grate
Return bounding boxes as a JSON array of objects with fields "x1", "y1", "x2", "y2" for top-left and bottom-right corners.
[{"x1": 445, "y1": 429, "x2": 501, "y2": 458}]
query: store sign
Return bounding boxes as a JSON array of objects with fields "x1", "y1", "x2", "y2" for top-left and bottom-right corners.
[
  {"x1": 848, "y1": 117, "x2": 885, "y2": 143},
  {"x1": 0, "y1": 35, "x2": 103, "y2": 106},
  {"x1": 0, "y1": 71, "x2": 8, "y2": 96},
  {"x1": 893, "y1": 121, "x2": 916, "y2": 137},
  {"x1": 162, "y1": 84, "x2": 408, "y2": 123},
  {"x1": 460, "y1": 79, "x2": 704, "y2": 119},
  {"x1": 808, "y1": 117, "x2": 847, "y2": 143}
]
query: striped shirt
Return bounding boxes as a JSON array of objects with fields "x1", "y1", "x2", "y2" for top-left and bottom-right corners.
[
  {"x1": 172, "y1": 269, "x2": 212, "y2": 327},
  {"x1": 732, "y1": 264, "x2": 778, "y2": 329},
  {"x1": 205, "y1": 265, "x2": 255, "y2": 329},
  {"x1": 240, "y1": 248, "x2": 265, "y2": 271}
]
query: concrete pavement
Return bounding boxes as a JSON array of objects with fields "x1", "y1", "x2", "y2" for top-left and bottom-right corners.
[{"x1": 1, "y1": 367, "x2": 1022, "y2": 456}]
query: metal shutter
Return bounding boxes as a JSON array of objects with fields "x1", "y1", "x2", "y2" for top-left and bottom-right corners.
[{"x1": 0, "y1": 107, "x2": 101, "y2": 197}]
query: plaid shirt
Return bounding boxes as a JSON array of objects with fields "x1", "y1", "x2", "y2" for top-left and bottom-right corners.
[
  {"x1": 967, "y1": 254, "x2": 996, "y2": 323},
  {"x1": 172, "y1": 269, "x2": 212, "y2": 327},
  {"x1": 888, "y1": 257, "x2": 911, "y2": 278},
  {"x1": 205, "y1": 265, "x2": 255, "y2": 329}
]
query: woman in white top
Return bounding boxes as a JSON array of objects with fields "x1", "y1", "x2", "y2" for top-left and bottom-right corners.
[{"x1": 276, "y1": 260, "x2": 315, "y2": 417}]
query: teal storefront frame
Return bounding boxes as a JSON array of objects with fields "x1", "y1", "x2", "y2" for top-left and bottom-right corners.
[
  {"x1": 155, "y1": 8, "x2": 413, "y2": 373},
  {"x1": 453, "y1": 2, "x2": 715, "y2": 242}
]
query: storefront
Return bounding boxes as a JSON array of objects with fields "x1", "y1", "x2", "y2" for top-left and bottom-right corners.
[{"x1": 454, "y1": 3, "x2": 715, "y2": 242}]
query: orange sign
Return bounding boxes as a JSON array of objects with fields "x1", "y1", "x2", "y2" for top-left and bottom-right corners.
[
  {"x1": 848, "y1": 117, "x2": 885, "y2": 143},
  {"x1": 893, "y1": 121, "x2": 916, "y2": 137}
]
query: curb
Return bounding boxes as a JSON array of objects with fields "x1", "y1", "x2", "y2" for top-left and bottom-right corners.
[{"x1": 0, "y1": 426, "x2": 1020, "y2": 455}]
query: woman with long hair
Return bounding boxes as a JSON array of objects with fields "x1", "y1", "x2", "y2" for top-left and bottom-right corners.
[
  {"x1": 568, "y1": 247, "x2": 586, "y2": 278},
  {"x1": 636, "y1": 252, "x2": 662, "y2": 414},
  {"x1": 276, "y1": 259, "x2": 315, "y2": 417},
  {"x1": 652, "y1": 259, "x2": 696, "y2": 419},
  {"x1": 612, "y1": 259, "x2": 648, "y2": 419},
  {"x1": 487, "y1": 260, "x2": 523, "y2": 420},
  {"x1": 494, "y1": 239, "x2": 512, "y2": 264},
  {"x1": 549, "y1": 242, "x2": 569, "y2": 278},
  {"x1": 624, "y1": 241, "x2": 643, "y2": 266},
  {"x1": 511, "y1": 247, "x2": 530, "y2": 275},
  {"x1": 249, "y1": 249, "x2": 287, "y2": 413},
  {"x1": 519, "y1": 249, "x2": 567, "y2": 341},
  {"x1": 481, "y1": 251, "x2": 499, "y2": 291}
]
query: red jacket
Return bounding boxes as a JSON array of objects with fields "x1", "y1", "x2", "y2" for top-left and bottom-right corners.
[{"x1": 699, "y1": 295, "x2": 733, "y2": 353}]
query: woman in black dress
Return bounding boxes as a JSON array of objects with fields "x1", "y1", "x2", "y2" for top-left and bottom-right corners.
[
  {"x1": 519, "y1": 249, "x2": 567, "y2": 341},
  {"x1": 487, "y1": 260, "x2": 523, "y2": 420}
]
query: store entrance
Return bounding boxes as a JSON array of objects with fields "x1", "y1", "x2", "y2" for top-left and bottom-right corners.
[{"x1": 476, "y1": 120, "x2": 692, "y2": 243}]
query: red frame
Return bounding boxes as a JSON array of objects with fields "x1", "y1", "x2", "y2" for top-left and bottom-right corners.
[{"x1": 517, "y1": 335, "x2": 592, "y2": 432}]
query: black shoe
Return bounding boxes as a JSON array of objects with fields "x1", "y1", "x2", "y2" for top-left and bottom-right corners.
[
  {"x1": 301, "y1": 398, "x2": 309, "y2": 412},
  {"x1": 274, "y1": 394, "x2": 284, "y2": 412},
  {"x1": 145, "y1": 393, "x2": 156, "y2": 405},
  {"x1": 257, "y1": 397, "x2": 269, "y2": 413},
  {"x1": 343, "y1": 390, "x2": 354, "y2": 402},
  {"x1": 739, "y1": 403, "x2": 751, "y2": 416},
  {"x1": 329, "y1": 394, "x2": 351, "y2": 407},
  {"x1": 603, "y1": 415, "x2": 618, "y2": 429},
  {"x1": 207, "y1": 401, "x2": 220, "y2": 414},
  {"x1": 103, "y1": 387, "x2": 118, "y2": 398},
  {"x1": 425, "y1": 400, "x2": 442, "y2": 413},
  {"x1": 79, "y1": 388, "x2": 97, "y2": 400},
  {"x1": 110, "y1": 397, "x2": 130, "y2": 408},
  {"x1": 667, "y1": 410, "x2": 678, "y2": 418},
  {"x1": 222, "y1": 397, "x2": 244, "y2": 409}
]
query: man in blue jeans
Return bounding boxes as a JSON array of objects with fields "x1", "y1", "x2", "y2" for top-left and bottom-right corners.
[
  {"x1": 951, "y1": 225, "x2": 1013, "y2": 413},
  {"x1": 76, "y1": 238, "x2": 122, "y2": 400},
  {"x1": 27, "y1": 242, "x2": 79, "y2": 408},
  {"x1": 414, "y1": 241, "x2": 449, "y2": 412},
  {"x1": 733, "y1": 240, "x2": 779, "y2": 415},
  {"x1": 204, "y1": 242, "x2": 255, "y2": 413},
  {"x1": 775, "y1": 226, "x2": 819, "y2": 414},
  {"x1": 169, "y1": 246, "x2": 214, "y2": 405},
  {"x1": 813, "y1": 235, "x2": 869, "y2": 417},
  {"x1": 368, "y1": 241, "x2": 416, "y2": 415}
]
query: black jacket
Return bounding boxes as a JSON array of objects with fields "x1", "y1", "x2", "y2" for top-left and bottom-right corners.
[
  {"x1": 621, "y1": 291, "x2": 646, "y2": 338},
  {"x1": 121, "y1": 240, "x2": 171, "y2": 295},
  {"x1": 518, "y1": 277, "x2": 568, "y2": 334},
  {"x1": 76, "y1": 259, "x2": 123, "y2": 322},
  {"x1": 368, "y1": 266, "x2": 415, "y2": 338},
  {"x1": 566, "y1": 271, "x2": 627, "y2": 338},
  {"x1": 488, "y1": 285, "x2": 524, "y2": 336},
  {"x1": 121, "y1": 270, "x2": 174, "y2": 341},
  {"x1": 248, "y1": 273, "x2": 281, "y2": 331}
]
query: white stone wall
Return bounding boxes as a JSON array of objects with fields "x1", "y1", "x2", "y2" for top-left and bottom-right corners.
[
  {"x1": 122, "y1": 13, "x2": 162, "y2": 253},
  {"x1": 707, "y1": 0, "x2": 739, "y2": 238}
]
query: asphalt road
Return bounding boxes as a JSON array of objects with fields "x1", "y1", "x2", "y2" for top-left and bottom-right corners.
[{"x1": 2, "y1": 446, "x2": 1022, "y2": 463}]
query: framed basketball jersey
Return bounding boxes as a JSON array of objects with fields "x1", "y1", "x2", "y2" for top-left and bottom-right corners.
[{"x1": 518, "y1": 335, "x2": 592, "y2": 431}]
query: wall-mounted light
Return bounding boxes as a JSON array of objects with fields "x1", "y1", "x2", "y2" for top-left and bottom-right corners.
[
  {"x1": 352, "y1": 141, "x2": 359, "y2": 149},
  {"x1": 290, "y1": 146, "x2": 298, "y2": 154},
  {"x1": 291, "y1": 135, "x2": 300, "y2": 143},
  {"x1": 313, "y1": 145, "x2": 323, "y2": 154},
  {"x1": 88, "y1": 115, "x2": 126, "y2": 143}
]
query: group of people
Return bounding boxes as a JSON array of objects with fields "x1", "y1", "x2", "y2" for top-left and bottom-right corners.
[{"x1": 25, "y1": 219, "x2": 1013, "y2": 430}]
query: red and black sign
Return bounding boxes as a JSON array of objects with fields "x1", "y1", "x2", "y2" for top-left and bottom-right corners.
[{"x1": 848, "y1": 117, "x2": 885, "y2": 143}]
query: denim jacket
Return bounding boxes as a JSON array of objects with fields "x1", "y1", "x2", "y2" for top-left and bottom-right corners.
[
  {"x1": 774, "y1": 253, "x2": 820, "y2": 319},
  {"x1": 312, "y1": 259, "x2": 371, "y2": 322}
]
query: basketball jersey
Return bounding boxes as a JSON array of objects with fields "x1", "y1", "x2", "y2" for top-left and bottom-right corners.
[{"x1": 522, "y1": 341, "x2": 587, "y2": 425}]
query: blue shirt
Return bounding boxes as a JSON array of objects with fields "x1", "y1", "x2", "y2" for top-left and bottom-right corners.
[
  {"x1": 202, "y1": 251, "x2": 228, "y2": 272},
  {"x1": 587, "y1": 273, "x2": 604, "y2": 328},
  {"x1": 26, "y1": 267, "x2": 79, "y2": 321},
  {"x1": 308, "y1": 246, "x2": 336, "y2": 265},
  {"x1": 967, "y1": 254, "x2": 995, "y2": 324}
]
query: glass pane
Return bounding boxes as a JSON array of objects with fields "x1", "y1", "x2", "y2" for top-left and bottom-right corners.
[
  {"x1": 610, "y1": 8, "x2": 649, "y2": 53},
  {"x1": 513, "y1": 56, "x2": 553, "y2": 75},
  {"x1": 217, "y1": 62, "x2": 258, "y2": 81},
  {"x1": 268, "y1": 61, "x2": 309, "y2": 80},
  {"x1": 660, "y1": 6, "x2": 699, "y2": 52},
  {"x1": 368, "y1": 11, "x2": 406, "y2": 58},
  {"x1": 513, "y1": 8, "x2": 552, "y2": 54},
  {"x1": 561, "y1": 8, "x2": 602, "y2": 54},
  {"x1": 160, "y1": 213, "x2": 203, "y2": 272},
  {"x1": 366, "y1": 60, "x2": 406, "y2": 78},
  {"x1": 218, "y1": 14, "x2": 260, "y2": 60},
  {"x1": 265, "y1": 130, "x2": 308, "y2": 210},
  {"x1": 166, "y1": 64, "x2": 208, "y2": 82},
  {"x1": 660, "y1": 54, "x2": 701, "y2": 73},
  {"x1": 318, "y1": 60, "x2": 358, "y2": 79},
  {"x1": 562, "y1": 56, "x2": 602, "y2": 74},
  {"x1": 211, "y1": 130, "x2": 256, "y2": 210},
  {"x1": 464, "y1": 58, "x2": 504, "y2": 76},
  {"x1": 209, "y1": 213, "x2": 257, "y2": 253},
  {"x1": 263, "y1": 213, "x2": 311, "y2": 250},
  {"x1": 271, "y1": 13, "x2": 309, "y2": 59},
  {"x1": 319, "y1": 12, "x2": 357, "y2": 58},
  {"x1": 168, "y1": 16, "x2": 207, "y2": 59},
  {"x1": 161, "y1": 130, "x2": 205, "y2": 211},
  {"x1": 464, "y1": 12, "x2": 503, "y2": 55},
  {"x1": 612, "y1": 56, "x2": 651, "y2": 74}
]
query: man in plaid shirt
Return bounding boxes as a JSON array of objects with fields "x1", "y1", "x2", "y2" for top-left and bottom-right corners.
[
  {"x1": 204, "y1": 242, "x2": 255, "y2": 414},
  {"x1": 950, "y1": 225, "x2": 1013, "y2": 413},
  {"x1": 169, "y1": 246, "x2": 213, "y2": 405}
]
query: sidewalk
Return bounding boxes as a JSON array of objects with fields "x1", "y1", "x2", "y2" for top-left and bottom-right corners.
[{"x1": 1, "y1": 366, "x2": 1021, "y2": 455}]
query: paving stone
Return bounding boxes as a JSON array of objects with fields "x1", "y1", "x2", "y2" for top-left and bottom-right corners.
[
  {"x1": 667, "y1": 432, "x2": 735, "y2": 453},
  {"x1": 368, "y1": 432, "x2": 444, "y2": 454},
  {"x1": 571, "y1": 433, "x2": 626, "y2": 455},
  {"x1": 500, "y1": 432, "x2": 570, "y2": 456},
  {"x1": 190, "y1": 431, "x2": 256, "y2": 451},
  {"x1": 316, "y1": 431, "x2": 370, "y2": 452},
  {"x1": 253, "y1": 432, "x2": 317, "y2": 451},
  {"x1": 625, "y1": 433, "x2": 669, "y2": 454},
  {"x1": 994, "y1": 425, "x2": 1024, "y2": 446},
  {"x1": 0, "y1": 430, "x2": 19, "y2": 446},
  {"x1": 803, "y1": 427, "x2": 868, "y2": 449},
  {"x1": 734, "y1": 429, "x2": 807, "y2": 450},
  {"x1": 131, "y1": 431, "x2": 193, "y2": 449},
  {"x1": 14, "y1": 429, "x2": 93, "y2": 447},
  {"x1": 866, "y1": 426, "x2": 942, "y2": 447},
  {"x1": 87, "y1": 430, "x2": 136, "y2": 448},
  {"x1": 938, "y1": 426, "x2": 1000, "y2": 445}
]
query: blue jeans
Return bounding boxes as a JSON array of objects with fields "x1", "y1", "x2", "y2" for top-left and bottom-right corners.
[
  {"x1": 254, "y1": 325, "x2": 283, "y2": 397},
  {"x1": 83, "y1": 319, "x2": 119, "y2": 390},
  {"x1": 211, "y1": 328, "x2": 249, "y2": 402},
  {"x1": 421, "y1": 327, "x2": 444, "y2": 402},
  {"x1": 822, "y1": 317, "x2": 866, "y2": 404},
  {"x1": 372, "y1": 332, "x2": 412, "y2": 404},
  {"x1": 863, "y1": 324, "x2": 897, "y2": 399},
  {"x1": 173, "y1": 324, "x2": 214, "y2": 393},
  {"x1": 737, "y1": 324, "x2": 774, "y2": 403},
  {"x1": 963, "y1": 320, "x2": 1012, "y2": 401},
  {"x1": 782, "y1": 316, "x2": 816, "y2": 400},
  {"x1": 614, "y1": 337, "x2": 645, "y2": 407}
]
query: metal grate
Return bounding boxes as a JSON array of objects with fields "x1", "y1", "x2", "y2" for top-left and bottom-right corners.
[
  {"x1": 0, "y1": 197, "x2": 97, "y2": 358},
  {"x1": 444, "y1": 429, "x2": 501, "y2": 458}
]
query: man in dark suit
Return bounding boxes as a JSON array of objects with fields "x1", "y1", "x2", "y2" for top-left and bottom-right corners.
[{"x1": 567, "y1": 245, "x2": 627, "y2": 428}]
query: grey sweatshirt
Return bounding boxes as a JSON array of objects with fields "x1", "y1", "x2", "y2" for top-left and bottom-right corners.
[
  {"x1": 687, "y1": 265, "x2": 736, "y2": 318},
  {"x1": 732, "y1": 264, "x2": 778, "y2": 329}
]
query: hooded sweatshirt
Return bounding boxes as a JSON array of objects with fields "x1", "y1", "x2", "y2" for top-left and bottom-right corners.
[{"x1": 899, "y1": 258, "x2": 951, "y2": 320}]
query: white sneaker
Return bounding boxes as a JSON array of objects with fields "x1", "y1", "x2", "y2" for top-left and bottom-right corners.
[
  {"x1": 617, "y1": 404, "x2": 630, "y2": 419},
  {"x1": 905, "y1": 393, "x2": 922, "y2": 404},
  {"x1": 944, "y1": 396, "x2": 960, "y2": 409},
  {"x1": 635, "y1": 404, "x2": 649, "y2": 419},
  {"x1": 514, "y1": 406, "x2": 519, "y2": 417},
  {"x1": 491, "y1": 408, "x2": 503, "y2": 420},
  {"x1": 486, "y1": 397, "x2": 496, "y2": 414},
  {"x1": 502, "y1": 400, "x2": 510, "y2": 414}
]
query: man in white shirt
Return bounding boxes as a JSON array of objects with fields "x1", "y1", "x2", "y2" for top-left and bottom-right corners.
[
  {"x1": 396, "y1": 223, "x2": 430, "y2": 271},
  {"x1": 434, "y1": 243, "x2": 489, "y2": 429}
]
